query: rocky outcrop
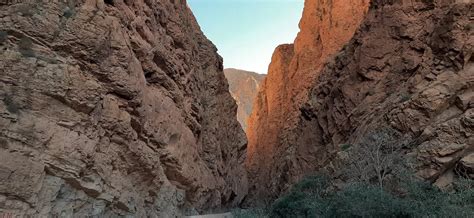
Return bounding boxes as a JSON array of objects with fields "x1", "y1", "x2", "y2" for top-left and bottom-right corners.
[
  {"x1": 224, "y1": 69, "x2": 265, "y2": 131},
  {"x1": 248, "y1": 0, "x2": 473, "y2": 201},
  {"x1": 0, "y1": 0, "x2": 247, "y2": 216},
  {"x1": 246, "y1": 0, "x2": 371, "y2": 201}
]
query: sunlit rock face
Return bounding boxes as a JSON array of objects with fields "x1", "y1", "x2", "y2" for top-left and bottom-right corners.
[
  {"x1": 246, "y1": 0, "x2": 371, "y2": 201},
  {"x1": 224, "y1": 69, "x2": 265, "y2": 131},
  {"x1": 0, "y1": 0, "x2": 247, "y2": 216},
  {"x1": 247, "y1": 0, "x2": 473, "y2": 203}
]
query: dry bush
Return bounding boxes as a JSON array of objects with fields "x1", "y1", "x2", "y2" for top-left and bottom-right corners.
[{"x1": 344, "y1": 128, "x2": 408, "y2": 191}]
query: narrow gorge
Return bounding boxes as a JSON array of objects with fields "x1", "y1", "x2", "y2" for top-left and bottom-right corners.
[
  {"x1": 246, "y1": 0, "x2": 474, "y2": 202},
  {"x1": 246, "y1": 0, "x2": 371, "y2": 201},
  {"x1": 246, "y1": 0, "x2": 473, "y2": 205},
  {"x1": 0, "y1": 0, "x2": 473, "y2": 217}
]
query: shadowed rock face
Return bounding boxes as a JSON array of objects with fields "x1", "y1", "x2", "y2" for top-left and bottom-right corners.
[
  {"x1": 299, "y1": 0, "x2": 473, "y2": 189},
  {"x1": 246, "y1": 0, "x2": 371, "y2": 201},
  {"x1": 224, "y1": 69, "x2": 265, "y2": 131},
  {"x1": 247, "y1": 0, "x2": 473, "y2": 203},
  {"x1": 0, "y1": 0, "x2": 247, "y2": 216}
]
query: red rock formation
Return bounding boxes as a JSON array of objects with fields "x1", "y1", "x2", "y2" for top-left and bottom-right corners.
[
  {"x1": 248, "y1": 0, "x2": 473, "y2": 202},
  {"x1": 0, "y1": 0, "x2": 247, "y2": 216},
  {"x1": 246, "y1": 0, "x2": 371, "y2": 200},
  {"x1": 224, "y1": 68, "x2": 265, "y2": 131}
]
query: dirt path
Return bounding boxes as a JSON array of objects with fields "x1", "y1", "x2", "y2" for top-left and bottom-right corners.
[{"x1": 186, "y1": 212, "x2": 233, "y2": 218}]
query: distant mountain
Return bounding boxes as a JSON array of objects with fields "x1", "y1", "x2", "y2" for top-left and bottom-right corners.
[{"x1": 224, "y1": 68, "x2": 265, "y2": 132}]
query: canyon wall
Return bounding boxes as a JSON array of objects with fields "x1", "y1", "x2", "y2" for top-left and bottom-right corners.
[
  {"x1": 247, "y1": 0, "x2": 473, "y2": 202},
  {"x1": 0, "y1": 0, "x2": 247, "y2": 216},
  {"x1": 246, "y1": 0, "x2": 371, "y2": 201},
  {"x1": 298, "y1": 0, "x2": 473, "y2": 188},
  {"x1": 224, "y1": 68, "x2": 265, "y2": 131}
]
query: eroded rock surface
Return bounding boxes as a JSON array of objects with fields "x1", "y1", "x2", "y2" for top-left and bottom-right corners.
[
  {"x1": 224, "y1": 69, "x2": 265, "y2": 131},
  {"x1": 248, "y1": 0, "x2": 473, "y2": 202},
  {"x1": 0, "y1": 0, "x2": 247, "y2": 216},
  {"x1": 246, "y1": 0, "x2": 371, "y2": 201}
]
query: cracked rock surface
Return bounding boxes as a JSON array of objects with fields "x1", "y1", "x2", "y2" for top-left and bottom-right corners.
[
  {"x1": 246, "y1": 0, "x2": 473, "y2": 202},
  {"x1": 0, "y1": 0, "x2": 247, "y2": 216}
]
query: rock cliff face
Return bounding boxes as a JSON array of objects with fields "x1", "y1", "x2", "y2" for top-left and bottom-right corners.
[
  {"x1": 247, "y1": 0, "x2": 473, "y2": 201},
  {"x1": 224, "y1": 69, "x2": 265, "y2": 131},
  {"x1": 300, "y1": 0, "x2": 473, "y2": 188},
  {"x1": 0, "y1": 0, "x2": 247, "y2": 216},
  {"x1": 246, "y1": 0, "x2": 371, "y2": 200}
]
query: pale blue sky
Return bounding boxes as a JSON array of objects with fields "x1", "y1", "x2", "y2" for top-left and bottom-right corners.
[{"x1": 188, "y1": 0, "x2": 304, "y2": 74}]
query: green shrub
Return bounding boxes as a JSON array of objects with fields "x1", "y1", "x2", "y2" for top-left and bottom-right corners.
[
  {"x1": 400, "y1": 178, "x2": 474, "y2": 217},
  {"x1": 272, "y1": 191, "x2": 325, "y2": 218},
  {"x1": 265, "y1": 174, "x2": 474, "y2": 218},
  {"x1": 270, "y1": 175, "x2": 329, "y2": 218},
  {"x1": 324, "y1": 184, "x2": 408, "y2": 217},
  {"x1": 270, "y1": 180, "x2": 408, "y2": 218}
]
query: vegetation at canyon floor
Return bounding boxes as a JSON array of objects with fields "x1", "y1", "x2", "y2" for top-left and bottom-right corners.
[
  {"x1": 235, "y1": 128, "x2": 474, "y2": 217},
  {"x1": 235, "y1": 174, "x2": 474, "y2": 218}
]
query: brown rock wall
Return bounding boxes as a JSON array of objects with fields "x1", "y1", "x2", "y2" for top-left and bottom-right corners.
[{"x1": 0, "y1": 0, "x2": 247, "y2": 216}]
